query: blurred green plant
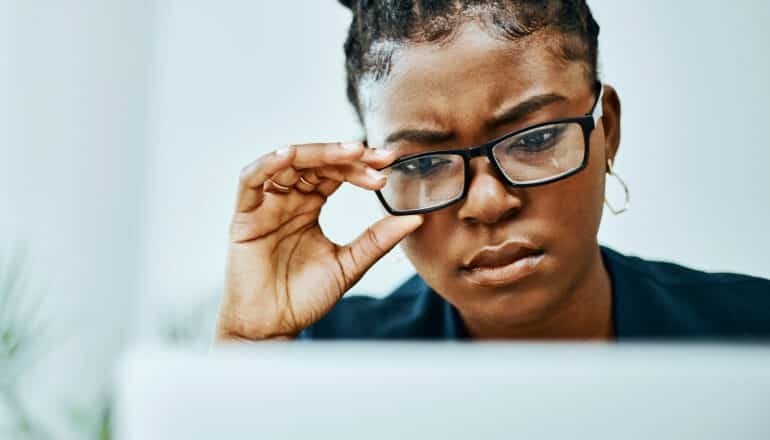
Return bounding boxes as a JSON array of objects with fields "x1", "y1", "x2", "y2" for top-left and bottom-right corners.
[
  {"x1": 0, "y1": 250, "x2": 52, "y2": 439},
  {"x1": 0, "y1": 250, "x2": 113, "y2": 439},
  {"x1": 65, "y1": 398, "x2": 111, "y2": 440},
  {"x1": 1, "y1": 249, "x2": 219, "y2": 439}
]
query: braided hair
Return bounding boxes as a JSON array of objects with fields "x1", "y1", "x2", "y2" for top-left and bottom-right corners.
[{"x1": 338, "y1": 0, "x2": 600, "y2": 120}]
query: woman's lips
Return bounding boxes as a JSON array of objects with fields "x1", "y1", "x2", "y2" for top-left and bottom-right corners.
[
  {"x1": 462, "y1": 252, "x2": 544, "y2": 286},
  {"x1": 460, "y1": 242, "x2": 545, "y2": 287}
]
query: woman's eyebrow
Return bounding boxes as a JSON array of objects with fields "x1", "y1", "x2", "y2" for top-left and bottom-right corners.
[
  {"x1": 384, "y1": 128, "x2": 455, "y2": 147},
  {"x1": 383, "y1": 94, "x2": 567, "y2": 149},
  {"x1": 485, "y1": 93, "x2": 567, "y2": 130}
]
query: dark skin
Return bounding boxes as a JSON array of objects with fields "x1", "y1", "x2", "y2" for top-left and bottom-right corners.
[
  {"x1": 362, "y1": 23, "x2": 622, "y2": 339},
  {"x1": 215, "y1": 21, "x2": 622, "y2": 342}
]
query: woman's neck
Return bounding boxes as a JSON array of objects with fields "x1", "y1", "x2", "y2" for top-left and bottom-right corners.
[{"x1": 459, "y1": 246, "x2": 614, "y2": 340}]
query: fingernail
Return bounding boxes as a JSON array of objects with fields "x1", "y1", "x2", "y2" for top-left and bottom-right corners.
[
  {"x1": 371, "y1": 148, "x2": 393, "y2": 159},
  {"x1": 275, "y1": 146, "x2": 291, "y2": 157},
  {"x1": 341, "y1": 142, "x2": 361, "y2": 152}
]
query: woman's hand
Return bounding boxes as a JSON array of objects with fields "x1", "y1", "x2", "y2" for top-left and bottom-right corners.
[{"x1": 215, "y1": 142, "x2": 423, "y2": 341}]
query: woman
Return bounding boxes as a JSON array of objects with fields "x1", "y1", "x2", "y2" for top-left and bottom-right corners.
[{"x1": 216, "y1": 0, "x2": 770, "y2": 341}]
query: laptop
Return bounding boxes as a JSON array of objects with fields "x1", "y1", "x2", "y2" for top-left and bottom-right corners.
[{"x1": 114, "y1": 342, "x2": 770, "y2": 439}]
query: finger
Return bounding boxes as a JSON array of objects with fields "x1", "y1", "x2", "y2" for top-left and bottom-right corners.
[
  {"x1": 300, "y1": 170, "x2": 321, "y2": 185},
  {"x1": 360, "y1": 147, "x2": 397, "y2": 168},
  {"x1": 290, "y1": 141, "x2": 367, "y2": 169},
  {"x1": 270, "y1": 166, "x2": 300, "y2": 188},
  {"x1": 315, "y1": 179, "x2": 342, "y2": 198},
  {"x1": 235, "y1": 189, "x2": 326, "y2": 241},
  {"x1": 316, "y1": 163, "x2": 387, "y2": 190},
  {"x1": 336, "y1": 215, "x2": 424, "y2": 290},
  {"x1": 264, "y1": 180, "x2": 291, "y2": 194},
  {"x1": 236, "y1": 147, "x2": 296, "y2": 212},
  {"x1": 294, "y1": 170, "x2": 321, "y2": 193},
  {"x1": 294, "y1": 174, "x2": 317, "y2": 194}
]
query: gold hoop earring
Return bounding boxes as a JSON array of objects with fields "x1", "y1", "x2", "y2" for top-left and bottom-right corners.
[{"x1": 605, "y1": 158, "x2": 629, "y2": 215}]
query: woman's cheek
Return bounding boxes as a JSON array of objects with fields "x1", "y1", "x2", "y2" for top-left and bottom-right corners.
[
  {"x1": 401, "y1": 219, "x2": 454, "y2": 283},
  {"x1": 561, "y1": 162, "x2": 607, "y2": 265},
  {"x1": 405, "y1": 225, "x2": 436, "y2": 254}
]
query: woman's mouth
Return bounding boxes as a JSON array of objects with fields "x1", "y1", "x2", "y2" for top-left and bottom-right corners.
[{"x1": 460, "y1": 242, "x2": 545, "y2": 287}]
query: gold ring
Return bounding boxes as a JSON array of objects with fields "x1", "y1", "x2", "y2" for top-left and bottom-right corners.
[
  {"x1": 267, "y1": 179, "x2": 292, "y2": 193},
  {"x1": 298, "y1": 176, "x2": 315, "y2": 187}
]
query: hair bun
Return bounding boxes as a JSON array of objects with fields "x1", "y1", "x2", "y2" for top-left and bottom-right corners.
[{"x1": 338, "y1": 0, "x2": 355, "y2": 10}]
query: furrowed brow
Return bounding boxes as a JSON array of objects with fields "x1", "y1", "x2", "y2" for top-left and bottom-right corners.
[
  {"x1": 383, "y1": 129, "x2": 455, "y2": 148},
  {"x1": 485, "y1": 94, "x2": 567, "y2": 130}
]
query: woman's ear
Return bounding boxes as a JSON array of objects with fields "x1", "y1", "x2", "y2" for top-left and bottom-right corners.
[{"x1": 600, "y1": 84, "x2": 621, "y2": 168}]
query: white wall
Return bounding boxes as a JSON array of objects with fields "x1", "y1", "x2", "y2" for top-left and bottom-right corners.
[
  {"x1": 1, "y1": 1, "x2": 154, "y2": 437},
  {"x1": 595, "y1": 1, "x2": 770, "y2": 277},
  {"x1": 1, "y1": 2, "x2": 10, "y2": 216}
]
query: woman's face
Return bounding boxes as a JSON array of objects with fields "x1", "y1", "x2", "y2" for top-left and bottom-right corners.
[{"x1": 361, "y1": 23, "x2": 620, "y2": 328}]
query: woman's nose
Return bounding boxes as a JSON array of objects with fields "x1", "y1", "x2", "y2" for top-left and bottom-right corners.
[{"x1": 457, "y1": 158, "x2": 523, "y2": 225}]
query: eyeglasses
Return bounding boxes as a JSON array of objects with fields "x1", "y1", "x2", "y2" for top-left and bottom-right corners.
[{"x1": 374, "y1": 83, "x2": 604, "y2": 215}]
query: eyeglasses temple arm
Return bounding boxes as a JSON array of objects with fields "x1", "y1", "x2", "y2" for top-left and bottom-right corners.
[{"x1": 590, "y1": 82, "x2": 604, "y2": 125}]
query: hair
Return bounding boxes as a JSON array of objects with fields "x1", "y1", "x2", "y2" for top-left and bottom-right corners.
[{"x1": 338, "y1": 0, "x2": 600, "y2": 119}]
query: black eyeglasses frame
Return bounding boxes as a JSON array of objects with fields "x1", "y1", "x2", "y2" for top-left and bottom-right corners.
[{"x1": 375, "y1": 83, "x2": 605, "y2": 216}]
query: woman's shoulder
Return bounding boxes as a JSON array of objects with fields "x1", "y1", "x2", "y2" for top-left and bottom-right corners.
[
  {"x1": 601, "y1": 245, "x2": 769, "y2": 287},
  {"x1": 602, "y1": 246, "x2": 770, "y2": 338},
  {"x1": 299, "y1": 274, "x2": 460, "y2": 340}
]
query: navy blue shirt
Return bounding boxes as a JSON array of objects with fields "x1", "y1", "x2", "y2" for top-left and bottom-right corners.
[{"x1": 300, "y1": 246, "x2": 770, "y2": 340}]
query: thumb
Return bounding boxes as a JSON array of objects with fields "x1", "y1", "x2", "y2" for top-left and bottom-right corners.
[{"x1": 337, "y1": 214, "x2": 424, "y2": 290}]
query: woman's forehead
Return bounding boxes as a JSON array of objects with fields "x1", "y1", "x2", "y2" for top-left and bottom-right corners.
[{"x1": 360, "y1": 23, "x2": 591, "y2": 146}]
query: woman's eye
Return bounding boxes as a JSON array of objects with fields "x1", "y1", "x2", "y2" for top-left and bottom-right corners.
[
  {"x1": 511, "y1": 127, "x2": 560, "y2": 153},
  {"x1": 392, "y1": 156, "x2": 451, "y2": 177}
]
